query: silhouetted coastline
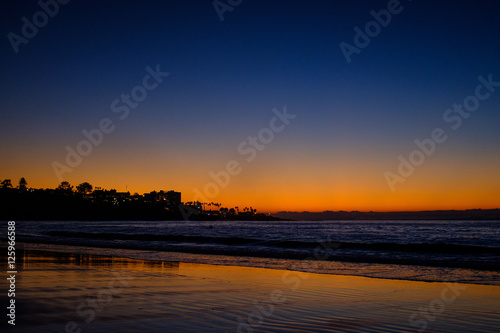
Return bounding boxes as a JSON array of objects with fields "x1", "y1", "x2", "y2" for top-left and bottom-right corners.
[
  {"x1": 1, "y1": 179, "x2": 498, "y2": 221},
  {"x1": 0, "y1": 186, "x2": 283, "y2": 221}
]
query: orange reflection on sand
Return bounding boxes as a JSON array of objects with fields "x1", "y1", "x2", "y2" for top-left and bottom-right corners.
[{"x1": 2, "y1": 250, "x2": 500, "y2": 333}]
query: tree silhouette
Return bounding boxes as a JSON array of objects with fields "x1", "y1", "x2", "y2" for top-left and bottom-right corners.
[
  {"x1": 18, "y1": 177, "x2": 27, "y2": 190},
  {"x1": 76, "y1": 182, "x2": 93, "y2": 195},
  {"x1": 1, "y1": 179, "x2": 12, "y2": 189},
  {"x1": 57, "y1": 181, "x2": 73, "y2": 192}
]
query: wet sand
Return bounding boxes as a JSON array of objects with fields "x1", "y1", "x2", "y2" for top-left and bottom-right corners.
[{"x1": 2, "y1": 250, "x2": 500, "y2": 333}]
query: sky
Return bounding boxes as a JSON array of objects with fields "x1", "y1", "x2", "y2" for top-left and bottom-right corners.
[{"x1": 1, "y1": 0, "x2": 500, "y2": 213}]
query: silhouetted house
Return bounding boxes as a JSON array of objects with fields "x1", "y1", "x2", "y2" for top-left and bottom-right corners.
[
  {"x1": 91, "y1": 189, "x2": 112, "y2": 202},
  {"x1": 92, "y1": 189, "x2": 112, "y2": 203},
  {"x1": 113, "y1": 191, "x2": 131, "y2": 205}
]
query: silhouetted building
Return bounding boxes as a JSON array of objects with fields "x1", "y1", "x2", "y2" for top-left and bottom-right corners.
[
  {"x1": 92, "y1": 189, "x2": 130, "y2": 205},
  {"x1": 164, "y1": 190, "x2": 181, "y2": 208},
  {"x1": 143, "y1": 190, "x2": 181, "y2": 210}
]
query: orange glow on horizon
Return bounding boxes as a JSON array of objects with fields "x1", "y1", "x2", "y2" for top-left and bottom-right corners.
[
  {"x1": 2, "y1": 145, "x2": 499, "y2": 214},
  {"x1": 8, "y1": 175, "x2": 499, "y2": 214}
]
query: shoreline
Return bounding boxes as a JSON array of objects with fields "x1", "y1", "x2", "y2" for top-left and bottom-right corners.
[
  {"x1": 2, "y1": 247, "x2": 500, "y2": 333},
  {"x1": 9, "y1": 242, "x2": 500, "y2": 286}
]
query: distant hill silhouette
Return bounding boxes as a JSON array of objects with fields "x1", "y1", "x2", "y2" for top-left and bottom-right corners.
[{"x1": 274, "y1": 209, "x2": 500, "y2": 221}]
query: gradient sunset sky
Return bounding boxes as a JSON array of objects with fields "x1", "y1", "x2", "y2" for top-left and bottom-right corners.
[{"x1": 1, "y1": 0, "x2": 500, "y2": 212}]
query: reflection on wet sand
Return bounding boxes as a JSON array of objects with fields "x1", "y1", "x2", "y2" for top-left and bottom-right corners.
[
  {"x1": 8, "y1": 248, "x2": 180, "y2": 271},
  {"x1": 1, "y1": 249, "x2": 499, "y2": 333}
]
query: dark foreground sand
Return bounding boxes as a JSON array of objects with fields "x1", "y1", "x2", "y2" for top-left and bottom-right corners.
[{"x1": 2, "y1": 250, "x2": 500, "y2": 333}]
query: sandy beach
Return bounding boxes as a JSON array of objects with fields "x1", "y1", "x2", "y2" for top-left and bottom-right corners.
[{"x1": 2, "y1": 249, "x2": 499, "y2": 333}]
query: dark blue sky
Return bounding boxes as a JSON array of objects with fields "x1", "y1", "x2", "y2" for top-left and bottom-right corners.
[{"x1": 1, "y1": 0, "x2": 500, "y2": 211}]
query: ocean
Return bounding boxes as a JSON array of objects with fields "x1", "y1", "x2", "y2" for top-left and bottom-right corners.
[{"x1": 11, "y1": 220, "x2": 500, "y2": 285}]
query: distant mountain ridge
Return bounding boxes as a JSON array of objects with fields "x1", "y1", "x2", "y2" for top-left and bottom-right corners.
[{"x1": 273, "y1": 209, "x2": 500, "y2": 221}]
